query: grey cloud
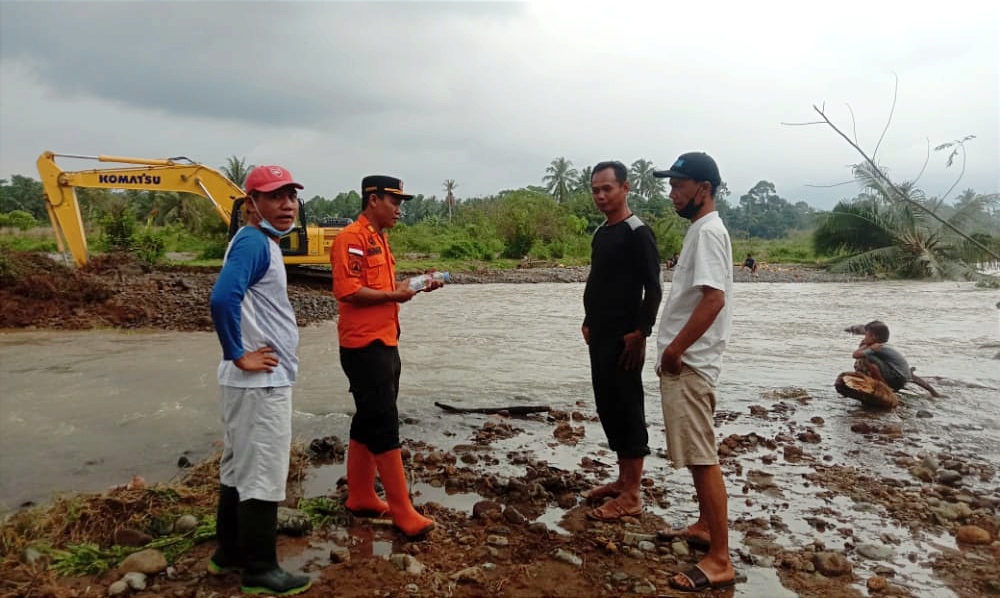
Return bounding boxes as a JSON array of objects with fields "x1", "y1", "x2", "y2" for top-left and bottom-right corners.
[{"x1": 0, "y1": 2, "x2": 526, "y2": 128}]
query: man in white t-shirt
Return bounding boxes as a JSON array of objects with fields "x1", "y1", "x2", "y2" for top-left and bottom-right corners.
[{"x1": 653, "y1": 152, "x2": 738, "y2": 592}]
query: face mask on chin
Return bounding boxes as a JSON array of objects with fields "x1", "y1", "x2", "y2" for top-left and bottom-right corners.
[
  {"x1": 250, "y1": 198, "x2": 295, "y2": 237},
  {"x1": 674, "y1": 182, "x2": 709, "y2": 220},
  {"x1": 675, "y1": 196, "x2": 703, "y2": 220}
]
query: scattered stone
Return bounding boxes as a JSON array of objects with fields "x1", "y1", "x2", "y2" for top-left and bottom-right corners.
[
  {"x1": 122, "y1": 571, "x2": 147, "y2": 591},
  {"x1": 632, "y1": 578, "x2": 657, "y2": 594},
  {"x1": 450, "y1": 565, "x2": 486, "y2": 583},
  {"x1": 552, "y1": 548, "x2": 583, "y2": 566},
  {"x1": 389, "y1": 553, "x2": 425, "y2": 575},
  {"x1": 276, "y1": 507, "x2": 312, "y2": 535},
  {"x1": 622, "y1": 532, "x2": 655, "y2": 546},
  {"x1": 503, "y1": 505, "x2": 527, "y2": 525},
  {"x1": 119, "y1": 548, "x2": 167, "y2": 575},
  {"x1": 783, "y1": 445, "x2": 803, "y2": 462},
  {"x1": 916, "y1": 410, "x2": 933, "y2": 419},
  {"x1": 173, "y1": 514, "x2": 198, "y2": 534},
  {"x1": 857, "y1": 543, "x2": 894, "y2": 561},
  {"x1": 671, "y1": 541, "x2": 690, "y2": 557},
  {"x1": 851, "y1": 422, "x2": 873, "y2": 434},
  {"x1": 881, "y1": 423, "x2": 902, "y2": 435},
  {"x1": 936, "y1": 470, "x2": 962, "y2": 486},
  {"x1": 176, "y1": 455, "x2": 193, "y2": 468},
  {"x1": 797, "y1": 429, "x2": 821, "y2": 443},
  {"x1": 956, "y1": 525, "x2": 991, "y2": 545},
  {"x1": 867, "y1": 576, "x2": 888, "y2": 592},
  {"x1": 486, "y1": 535, "x2": 509, "y2": 546},
  {"x1": 107, "y1": 580, "x2": 129, "y2": 596},
  {"x1": 472, "y1": 500, "x2": 502, "y2": 520},
  {"x1": 813, "y1": 551, "x2": 852, "y2": 577},
  {"x1": 931, "y1": 502, "x2": 972, "y2": 522}
]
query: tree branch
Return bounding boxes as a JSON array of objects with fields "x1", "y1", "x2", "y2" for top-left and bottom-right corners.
[{"x1": 810, "y1": 104, "x2": 999, "y2": 261}]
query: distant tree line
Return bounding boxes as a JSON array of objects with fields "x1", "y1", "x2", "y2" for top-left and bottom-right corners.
[{"x1": 2, "y1": 154, "x2": 997, "y2": 279}]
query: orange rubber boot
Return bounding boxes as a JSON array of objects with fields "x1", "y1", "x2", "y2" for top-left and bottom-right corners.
[
  {"x1": 345, "y1": 440, "x2": 389, "y2": 516},
  {"x1": 373, "y1": 448, "x2": 435, "y2": 538}
]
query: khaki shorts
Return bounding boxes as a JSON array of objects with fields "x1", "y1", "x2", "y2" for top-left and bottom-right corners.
[{"x1": 659, "y1": 365, "x2": 718, "y2": 469}]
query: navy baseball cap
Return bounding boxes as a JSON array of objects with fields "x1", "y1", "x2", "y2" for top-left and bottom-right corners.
[{"x1": 653, "y1": 152, "x2": 721, "y2": 187}]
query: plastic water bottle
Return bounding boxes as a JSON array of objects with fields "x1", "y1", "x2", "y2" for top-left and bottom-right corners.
[{"x1": 408, "y1": 271, "x2": 451, "y2": 292}]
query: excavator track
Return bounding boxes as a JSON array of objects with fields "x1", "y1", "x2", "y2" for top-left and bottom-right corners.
[{"x1": 287, "y1": 265, "x2": 333, "y2": 289}]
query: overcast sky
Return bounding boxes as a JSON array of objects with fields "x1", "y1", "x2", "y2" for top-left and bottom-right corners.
[{"x1": 1, "y1": 1, "x2": 997, "y2": 210}]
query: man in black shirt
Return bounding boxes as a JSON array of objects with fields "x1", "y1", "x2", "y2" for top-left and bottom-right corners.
[{"x1": 582, "y1": 160, "x2": 663, "y2": 520}]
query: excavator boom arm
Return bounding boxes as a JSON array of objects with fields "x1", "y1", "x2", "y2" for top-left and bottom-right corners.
[{"x1": 36, "y1": 151, "x2": 342, "y2": 268}]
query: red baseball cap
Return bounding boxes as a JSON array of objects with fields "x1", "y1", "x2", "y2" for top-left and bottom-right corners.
[{"x1": 244, "y1": 165, "x2": 304, "y2": 194}]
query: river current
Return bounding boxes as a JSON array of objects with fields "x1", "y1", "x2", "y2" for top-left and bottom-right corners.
[{"x1": 1, "y1": 281, "x2": 997, "y2": 596}]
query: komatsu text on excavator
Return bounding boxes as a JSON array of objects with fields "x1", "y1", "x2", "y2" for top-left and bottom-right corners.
[{"x1": 37, "y1": 151, "x2": 345, "y2": 267}]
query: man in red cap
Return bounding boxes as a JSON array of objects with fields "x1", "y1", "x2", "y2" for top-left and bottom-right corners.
[
  {"x1": 208, "y1": 165, "x2": 311, "y2": 595},
  {"x1": 331, "y1": 175, "x2": 441, "y2": 539}
]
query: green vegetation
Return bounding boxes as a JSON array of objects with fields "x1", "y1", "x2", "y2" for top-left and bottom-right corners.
[
  {"x1": 2, "y1": 155, "x2": 997, "y2": 278},
  {"x1": 813, "y1": 163, "x2": 1000, "y2": 279}
]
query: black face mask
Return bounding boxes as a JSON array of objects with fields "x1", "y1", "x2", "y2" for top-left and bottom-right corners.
[{"x1": 675, "y1": 186, "x2": 704, "y2": 220}]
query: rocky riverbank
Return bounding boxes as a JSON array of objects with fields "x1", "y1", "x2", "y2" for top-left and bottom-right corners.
[{"x1": 3, "y1": 386, "x2": 997, "y2": 598}]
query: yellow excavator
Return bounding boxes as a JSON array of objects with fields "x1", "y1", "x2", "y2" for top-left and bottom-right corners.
[{"x1": 37, "y1": 151, "x2": 345, "y2": 267}]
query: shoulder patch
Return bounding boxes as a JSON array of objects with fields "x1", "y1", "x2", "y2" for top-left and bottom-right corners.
[{"x1": 624, "y1": 214, "x2": 645, "y2": 231}]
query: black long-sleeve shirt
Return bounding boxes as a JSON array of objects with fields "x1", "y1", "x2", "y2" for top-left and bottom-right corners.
[{"x1": 583, "y1": 214, "x2": 662, "y2": 340}]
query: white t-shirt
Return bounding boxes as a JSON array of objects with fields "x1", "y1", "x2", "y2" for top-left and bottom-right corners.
[{"x1": 656, "y1": 211, "x2": 733, "y2": 385}]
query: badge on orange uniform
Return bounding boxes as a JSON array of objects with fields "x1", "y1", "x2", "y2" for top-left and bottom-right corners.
[{"x1": 348, "y1": 245, "x2": 364, "y2": 275}]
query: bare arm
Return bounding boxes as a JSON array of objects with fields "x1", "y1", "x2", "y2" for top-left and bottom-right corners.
[
  {"x1": 852, "y1": 342, "x2": 881, "y2": 359},
  {"x1": 659, "y1": 286, "x2": 725, "y2": 375}
]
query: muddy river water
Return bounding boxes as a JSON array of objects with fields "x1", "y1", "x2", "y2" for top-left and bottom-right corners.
[{"x1": 1, "y1": 281, "x2": 998, "y2": 596}]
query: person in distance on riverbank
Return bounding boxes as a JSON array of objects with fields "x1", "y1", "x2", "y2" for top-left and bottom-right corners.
[
  {"x1": 654, "y1": 152, "x2": 739, "y2": 592},
  {"x1": 581, "y1": 160, "x2": 662, "y2": 521},
  {"x1": 331, "y1": 175, "x2": 442, "y2": 539},
  {"x1": 208, "y1": 165, "x2": 311, "y2": 595}
]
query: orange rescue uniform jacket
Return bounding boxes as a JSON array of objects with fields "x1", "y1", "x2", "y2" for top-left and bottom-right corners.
[{"x1": 331, "y1": 215, "x2": 400, "y2": 348}]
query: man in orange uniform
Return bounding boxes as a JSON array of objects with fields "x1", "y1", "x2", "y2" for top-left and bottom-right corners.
[{"x1": 330, "y1": 175, "x2": 441, "y2": 539}]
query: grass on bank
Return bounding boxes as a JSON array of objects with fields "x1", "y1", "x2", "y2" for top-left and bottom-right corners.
[
  {"x1": 0, "y1": 445, "x2": 320, "y2": 587},
  {"x1": 2, "y1": 225, "x2": 828, "y2": 273}
]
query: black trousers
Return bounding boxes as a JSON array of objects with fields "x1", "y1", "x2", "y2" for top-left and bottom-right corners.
[
  {"x1": 339, "y1": 341, "x2": 402, "y2": 454},
  {"x1": 589, "y1": 336, "x2": 651, "y2": 459}
]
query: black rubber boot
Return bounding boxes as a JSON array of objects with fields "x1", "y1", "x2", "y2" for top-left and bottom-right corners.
[
  {"x1": 207, "y1": 484, "x2": 241, "y2": 575},
  {"x1": 238, "y1": 499, "x2": 312, "y2": 596}
]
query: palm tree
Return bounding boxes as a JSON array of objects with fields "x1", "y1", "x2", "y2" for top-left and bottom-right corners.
[
  {"x1": 629, "y1": 159, "x2": 665, "y2": 202},
  {"x1": 813, "y1": 164, "x2": 994, "y2": 280},
  {"x1": 443, "y1": 179, "x2": 458, "y2": 221},
  {"x1": 573, "y1": 166, "x2": 593, "y2": 194},
  {"x1": 220, "y1": 155, "x2": 253, "y2": 187},
  {"x1": 542, "y1": 157, "x2": 578, "y2": 204}
]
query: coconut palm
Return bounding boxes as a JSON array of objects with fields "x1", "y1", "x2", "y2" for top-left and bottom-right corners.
[
  {"x1": 220, "y1": 155, "x2": 253, "y2": 187},
  {"x1": 574, "y1": 166, "x2": 593, "y2": 194},
  {"x1": 628, "y1": 159, "x2": 665, "y2": 202},
  {"x1": 813, "y1": 164, "x2": 993, "y2": 280},
  {"x1": 542, "y1": 157, "x2": 578, "y2": 204},
  {"x1": 443, "y1": 179, "x2": 458, "y2": 221}
]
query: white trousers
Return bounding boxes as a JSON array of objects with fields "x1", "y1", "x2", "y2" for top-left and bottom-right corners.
[{"x1": 218, "y1": 385, "x2": 292, "y2": 502}]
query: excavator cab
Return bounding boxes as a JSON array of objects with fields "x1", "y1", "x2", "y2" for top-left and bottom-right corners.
[{"x1": 229, "y1": 197, "x2": 309, "y2": 256}]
